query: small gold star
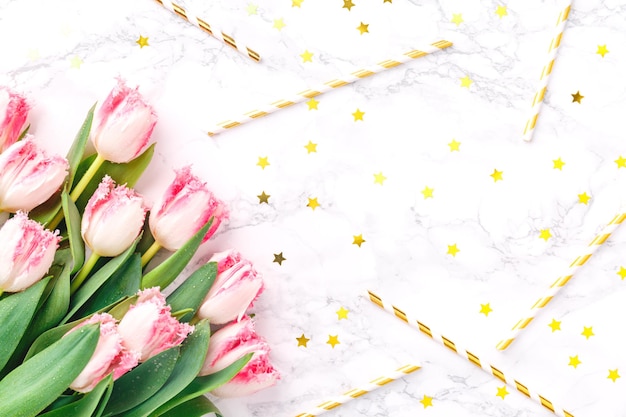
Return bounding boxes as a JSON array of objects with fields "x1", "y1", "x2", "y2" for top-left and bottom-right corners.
[
  {"x1": 300, "y1": 50, "x2": 313, "y2": 62},
  {"x1": 27, "y1": 49, "x2": 40, "y2": 61},
  {"x1": 307, "y1": 197, "x2": 320, "y2": 210},
  {"x1": 460, "y1": 75, "x2": 473, "y2": 88},
  {"x1": 581, "y1": 326, "x2": 595, "y2": 340},
  {"x1": 273, "y1": 18, "x2": 286, "y2": 30},
  {"x1": 327, "y1": 335, "x2": 340, "y2": 348},
  {"x1": 352, "y1": 109, "x2": 365, "y2": 121},
  {"x1": 296, "y1": 334, "x2": 310, "y2": 347},
  {"x1": 257, "y1": 156, "x2": 270, "y2": 169},
  {"x1": 597, "y1": 45, "x2": 609, "y2": 58},
  {"x1": 447, "y1": 244, "x2": 460, "y2": 257},
  {"x1": 246, "y1": 3, "x2": 258, "y2": 15},
  {"x1": 480, "y1": 303, "x2": 493, "y2": 317},
  {"x1": 608, "y1": 369, "x2": 620, "y2": 382},
  {"x1": 292, "y1": 0, "x2": 304, "y2": 7},
  {"x1": 490, "y1": 169, "x2": 503, "y2": 182},
  {"x1": 257, "y1": 191, "x2": 270, "y2": 204},
  {"x1": 615, "y1": 156, "x2": 626, "y2": 168},
  {"x1": 384, "y1": 0, "x2": 392, "y2": 3},
  {"x1": 421, "y1": 186, "x2": 434, "y2": 199},
  {"x1": 568, "y1": 355, "x2": 582, "y2": 369},
  {"x1": 578, "y1": 192, "x2": 591, "y2": 205},
  {"x1": 495, "y1": 5, "x2": 508, "y2": 18},
  {"x1": 306, "y1": 98, "x2": 319, "y2": 110},
  {"x1": 343, "y1": 0, "x2": 355, "y2": 11},
  {"x1": 548, "y1": 319, "x2": 561, "y2": 332},
  {"x1": 617, "y1": 266, "x2": 626, "y2": 280},
  {"x1": 496, "y1": 386, "x2": 509, "y2": 399},
  {"x1": 451, "y1": 13, "x2": 464, "y2": 26},
  {"x1": 357, "y1": 22, "x2": 369, "y2": 35},
  {"x1": 571, "y1": 91, "x2": 584, "y2": 103},
  {"x1": 60, "y1": 23, "x2": 73, "y2": 37},
  {"x1": 336, "y1": 307, "x2": 349, "y2": 320},
  {"x1": 136, "y1": 35, "x2": 149, "y2": 48},
  {"x1": 273, "y1": 252, "x2": 286, "y2": 265},
  {"x1": 539, "y1": 228, "x2": 552, "y2": 241},
  {"x1": 420, "y1": 395, "x2": 433, "y2": 408},
  {"x1": 373, "y1": 172, "x2": 387, "y2": 185},
  {"x1": 304, "y1": 141, "x2": 318, "y2": 153},
  {"x1": 353, "y1": 234, "x2": 365, "y2": 247},
  {"x1": 448, "y1": 139, "x2": 461, "y2": 152},
  {"x1": 553, "y1": 158, "x2": 565, "y2": 170},
  {"x1": 70, "y1": 55, "x2": 83, "y2": 69}
]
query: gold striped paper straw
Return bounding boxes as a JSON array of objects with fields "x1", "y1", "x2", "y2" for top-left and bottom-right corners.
[
  {"x1": 154, "y1": 0, "x2": 261, "y2": 62},
  {"x1": 496, "y1": 212, "x2": 626, "y2": 350},
  {"x1": 294, "y1": 363, "x2": 421, "y2": 417},
  {"x1": 522, "y1": 3, "x2": 571, "y2": 142},
  {"x1": 367, "y1": 290, "x2": 575, "y2": 417},
  {"x1": 207, "y1": 40, "x2": 452, "y2": 136}
]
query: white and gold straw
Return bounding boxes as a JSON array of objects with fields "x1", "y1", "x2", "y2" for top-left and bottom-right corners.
[
  {"x1": 294, "y1": 363, "x2": 421, "y2": 417},
  {"x1": 522, "y1": 3, "x2": 571, "y2": 142},
  {"x1": 207, "y1": 40, "x2": 452, "y2": 136},
  {"x1": 154, "y1": 0, "x2": 261, "y2": 62},
  {"x1": 367, "y1": 290, "x2": 575, "y2": 417},
  {"x1": 496, "y1": 212, "x2": 626, "y2": 350}
]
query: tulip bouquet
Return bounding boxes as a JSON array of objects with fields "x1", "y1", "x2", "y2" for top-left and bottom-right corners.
[{"x1": 0, "y1": 81, "x2": 279, "y2": 417}]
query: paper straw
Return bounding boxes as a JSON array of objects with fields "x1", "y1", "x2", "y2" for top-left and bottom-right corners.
[
  {"x1": 207, "y1": 40, "x2": 452, "y2": 136},
  {"x1": 294, "y1": 363, "x2": 421, "y2": 417},
  {"x1": 367, "y1": 290, "x2": 575, "y2": 417},
  {"x1": 496, "y1": 212, "x2": 626, "y2": 350},
  {"x1": 154, "y1": 0, "x2": 261, "y2": 62},
  {"x1": 522, "y1": 3, "x2": 571, "y2": 142}
]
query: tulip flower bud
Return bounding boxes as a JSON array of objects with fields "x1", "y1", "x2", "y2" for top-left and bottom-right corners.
[
  {"x1": 91, "y1": 78, "x2": 157, "y2": 163},
  {"x1": 148, "y1": 166, "x2": 228, "y2": 251},
  {"x1": 0, "y1": 212, "x2": 59, "y2": 293},
  {"x1": 67, "y1": 313, "x2": 139, "y2": 393},
  {"x1": 196, "y1": 250, "x2": 264, "y2": 325},
  {"x1": 117, "y1": 287, "x2": 194, "y2": 362},
  {"x1": 81, "y1": 176, "x2": 147, "y2": 257},
  {"x1": 0, "y1": 137, "x2": 68, "y2": 213},
  {"x1": 0, "y1": 87, "x2": 29, "y2": 153}
]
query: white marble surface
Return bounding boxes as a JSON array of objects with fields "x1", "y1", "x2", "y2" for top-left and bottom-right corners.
[{"x1": 2, "y1": 0, "x2": 626, "y2": 416}]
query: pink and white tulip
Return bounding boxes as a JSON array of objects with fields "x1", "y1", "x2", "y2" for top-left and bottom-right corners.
[
  {"x1": 67, "y1": 313, "x2": 138, "y2": 393},
  {"x1": 196, "y1": 250, "x2": 263, "y2": 325},
  {"x1": 148, "y1": 166, "x2": 228, "y2": 251},
  {"x1": 0, "y1": 87, "x2": 29, "y2": 153},
  {"x1": 0, "y1": 212, "x2": 59, "y2": 293},
  {"x1": 0, "y1": 137, "x2": 68, "y2": 213},
  {"x1": 117, "y1": 288, "x2": 194, "y2": 362},
  {"x1": 91, "y1": 78, "x2": 157, "y2": 163},
  {"x1": 81, "y1": 176, "x2": 147, "y2": 257}
]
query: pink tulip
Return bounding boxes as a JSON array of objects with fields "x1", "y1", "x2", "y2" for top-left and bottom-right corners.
[
  {"x1": 81, "y1": 176, "x2": 147, "y2": 257},
  {"x1": 117, "y1": 287, "x2": 194, "y2": 362},
  {"x1": 67, "y1": 313, "x2": 138, "y2": 393},
  {"x1": 0, "y1": 137, "x2": 68, "y2": 213},
  {"x1": 148, "y1": 166, "x2": 228, "y2": 251},
  {"x1": 0, "y1": 87, "x2": 29, "y2": 153},
  {"x1": 0, "y1": 212, "x2": 59, "y2": 293},
  {"x1": 196, "y1": 250, "x2": 263, "y2": 325},
  {"x1": 91, "y1": 78, "x2": 157, "y2": 163}
]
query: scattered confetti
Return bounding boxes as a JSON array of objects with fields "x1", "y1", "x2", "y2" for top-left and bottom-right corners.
[
  {"x1": 336, "y1": 307, "x2": 349, "y2": 320},
  {"x1": 356, "y1": 22, "x2": 369, "y2": 35},
  {"x1": 257, "y1": 156, "x2": 270, "y2": 169},
  {"x1": 420, "y1": 395, "x2": 433, "y2": 408},
  {"x1": 571, "y1": 91, "x2": 584, "y2": 103},
  {"x1": 608, "y1": 369, "x2": 620, "y2": 382},
  {"x1": 373, "y1": 172, "x2": 387, "y2": 185},
  {"x1": 300, "y1": 50, "x2": 313, "y2": 63},
  {"x1": 353, "y1": 234, "x2": 366, "y2": 247},
  {"x1": 421, "y1": 186, "x2": 434, "y2": 199},
  {"x1": 447, "y1": 244, "x2": 460, "y2": 257},
  {"x1": 327, "y1": 335, "x2": 340, "y2": 348},
  {"x1": 617, "y1": 266, "x2": 626, "y2": 280},
  {"x1": 343, "y1": 0, "x2": 355, "y2": 11},
  {"x1": 448, "y1": 139, "x2": 461, "y2": 152},
  {"x1": 495, "y1": 5, "x2": 508, "y2": 18},
  {"x1": 304, "y1": 141, "x2": 318, "y2": 153},
  {"x1": 548, "y1": 319, "x2": 562, "y2": 332},
  {"x1": 296, "y1": 334, "x2": 310, "y2": 347},
  {"x1": 480, "y1": 303, "x2": 493, "y2": 317},
  {"x1": 496, "y1": 386, "x2": 509, "y2": 399},
  {"x1": 578, "y1": 192, "x2": 591, "y2": 205},
  {"x1": 246, "y1": 3, "x2": 258, "y2": 15},
  {"x1": 553, "y1": 158, "x2": 565, "y2": 170},
  {"x1": 490, "y1": 169, "x2": 503, "y2": 182},
  {"x1": 581, "y1": 326, "x2": 595, "y2": 340},
  {"x1": 539, "y1": 229, "x2": 552, "y2": 242},
  {"x1": 70, "y1": 55, "x2": 83, "y2": 69},
  {"x1": 306, "y1": 98, "x2": 319, "y2": 110},
  {"x1": 292, "y1": 0, "x2": 304, "y2": 7},
  {"x1": 352, "y1": 108, "x2": 365, "y2": 121},
  {"x1": 136, "y1": 35, "x2": 149, "y2": 48},
  {"x1": 257, "y1": 191, "x2": 270, "y2": 204},
  {"x1": 273, "y1": 18, "x2": 286, "y2": 30},
  {"x1": 568, "y1": 355, "x2": 582, "y2": 369},
  {"x1": 597, "y1": 45, "x2": 609, "y2": 58},
  {"x1": 615, "y1": 156, "x2": 626, "y2": 168},
  {"x1": 307, "y1": 197, "x2": 320, "y2": 210},
  {"x1": 273, "y1": 252, "x2": 286, "y2": 265},
  {"x1": 451, "y1": 13, "x2": 464, "y2": 26},
  {"x1": 460, "y1": 75, "x2": 473, "y2": 88}
]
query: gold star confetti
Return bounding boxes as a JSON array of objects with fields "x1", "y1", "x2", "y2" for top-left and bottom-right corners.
[
  {"x1": 327, "y1": 335, "x2": 340, "y2": 348},
  {"x1": 496, "y1": 386, "x2": 509, "y2": 399},
  {"x1": 257, "y1": 156, "x2": 270, "y2": 169},
  {"x1": 460, "y1": 75, "x2": 473, "y2": 88},
  {"x1": 273, "y1": 252, "x2": 286, "y2": 265},
  {"x1": 448, "y1": 139, "x2": 461, "y2": 152},
  {"x1": 304, "y1": 141, "x2": 317, "y2": 153},
  {"x1": 421, "y1": 186, "x2": 434, "y2": 199},
  {"x1": 495, "y1": 5, "x2": 508, "y2": 18},
  {"x1": 357, "y1": 22, "x2": 369, "y2": 34},
  {"x1": 420, "y1": 395, "x2": 433, "y2": 408},
  {"x1": 548, "y1": 319, "x2": 561, "y2": 332},
  {"x1": 615, "y1": 156, "x2": 626, "y2": 168},
  {"x1": 571, "y1": 91, "x2": 584, "y2": 103},
  {"x1": 257, "y1": 191, "x2": 270, "y2": 204},
  {"x1": 336, "y1": 307, "x2": 349, "y2": 320},
  {"x1": 539, "y1": 229, "x2": 552, "y2": 242},
  {"x1": 292, "y1": 0, "x2": 304, "y2": 7},
  {"x1": 447, "y1": 244, "x2": 460, "y2": 257},
  {"x1": 451, "y1": 13, "x2": 464, "y2": 26},
  {"x1": 70, "y1": 55, "x2": 83, "y2": 69},
  {"x1": 384, "y1": 0, "x2": 393, "y2": 3},
  {"x1": 597, "y1": 45, "x2": 609, "y2": 58},
  {"x1": 568, "y1": 355, "x2": 582, "y2": 369},
  {"x1": 373, "y1": 172, "x2": 387, "y2": 185},
  {"x1": 352, "y1": 108, "x2": 365, "y2": 121},
  {"x1": 578, "y1": 192, "x2": 591, "y2": 205},
  {"x1": 60, "y1": 23, "x2": 73, "y2": 37},
  {"x1": 136, "y1": 35, "x2": 149, "y2": 48},
  {"x1": 490, "y1": 169, "x2": 503, "y2": 182},
  {"x1": 296, "y1": 334, "x2": 310, "y2": 347},
  {"x1": 480, "y1": 303, "x2": 493, "y2": 317},
  {"x1": 307, "y1": 197, "x2": 320, "y2": 210},
  {"x1": 608, "y1": 369, "x2": 620, "y2": 382},
  {"x1": 617, "y1": 266, "x2": 626, "y2": 280},
  {"x1": 306, "y1": 98, "x2": 319, "y2": 110},
  {"x1": 553, "y1": 158, "x2": 565, "y2": 170},
  {"x1": 353, "y1": 234, "x2": 365, "y2": 247},
  {"x1": 246, "y1": 3, "x2": 258, "y2": 15},
  {"x1": 273, "y1": 18, "x2": 286, "y2": 30},
  {"x1": 300, "y1": 50, "x2": 313, "y2": 62},
  {"x1": 581, "y1": 326, "x2": 595, "y2": 340},
  {"x1": 343, "y1": 0, "x2": 355, "y2": 11},
  {"x1": 27, "y1": 49, "x2": 40, "y2": 61}
]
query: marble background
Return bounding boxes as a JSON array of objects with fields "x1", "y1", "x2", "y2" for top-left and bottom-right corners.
[{"x1": 2, "y1": 0, "x2": 626, "y2": 415}]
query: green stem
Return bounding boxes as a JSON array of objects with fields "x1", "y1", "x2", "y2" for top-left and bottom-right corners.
[
  {"x1": 140, "y1": 241, "x2": 162, "y2": 267},
  {"x1": 69, "y1": 154, "x2": 106, "y2": 202},
  {"x1": 0, "y1": 289, "x2": 4, "y2": 298},
  {"x1": 70, "y1": 252, "x2": 101, "y2": 294},
  {"x1": 189, "y1": 315, "x2": 200, "y2": 325},
  {"x1": 47, "y1": 207, "x2": 65, "y2": 231}
]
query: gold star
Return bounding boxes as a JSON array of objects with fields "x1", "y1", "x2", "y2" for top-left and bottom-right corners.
[
  {"x1": 419, "y1": 395, "x2": 433, "y2": 408},
  {"x1": 296, "y1": 334, "x2": 310, "y2": 347},
  {"x1": 384, "y1": 0, "x2": 392, "y2": 3},
  {"x1": 447, "y1": 244, "x2": 460, "y2": 257},
  {"x1": 306, "y1": 98, "x2": 319, "y2": 110},
  {"x1": 353, "y1": 234, "x2": 365, "y2": 247},
  {"x1": 136, "y1": 35, "x2": 149, "y2": 48},
  {"x1": 615, "y1": 156, "x2": 626, "y2": 168},
  {"x1": 490, "y1": 169, "x2": 503, "y2": 182},
  {"x1": 336, "y1": 307, "x2": 349, "y2": 320},
  {"x1": 304, "y1": 141, "x2": 318, "y2": 153},
  {"x1": 421, "y1": 186, "x2": 434, "y2": 199},
  {"x1": 27, "y1": 49, "x2": 40, "y2": 61},
  {"x1": 571, "y1": 91, "x2": 584, "y2": 103},
  {"x1": 273, "y1": 252, "x2": 286, "y2": 265},
  {"x1": 608, "y1": 369, "x2": 620, "y2": 382},
  {"x1": 352, "y1": 109, "x2": 365, "y2": 121},
  {"x1": 357, "y1": 22, "x2": 369, "y2": 35},
  {"x1": 553, "y1": 158, "x2": 565, "y2": 170},
  {"x1": 448, "y1": 139, "x2": 461, "y2": 152},
  {"x1": 539, "y1": 228, "x2": 552, "y2": 242},
  {"x1": 568, "y1": 355, "x2": 582, "y2": 369},
  {"x1": 300, "y1": 50, "x2": 313, "y2": 62},
  {"x1": 480, "y1": 303, "x2": 493, "y2": 317},
  {"x1": 451, "y1": 13, "x2": 464, "y2": 26},
  {"x1": 60, "y1": 23, "x2": 73, "y2": 37},
  {"x1": 581, "y1": 326, "x2": 595, "y2": 340},
  {"x1": 273, "y1": 18, "x2": 286, "y2": 30},
  {"x1": 373, "y1": 172, "x2": 387, "y2": 185},
  {"x1": 496, "y1": 386, "x2": 509, "y2": 399},
  {"x1": 578, "y1": 192, "x2": 591, "y2": 205},
  {"x1": 327, "y1": 335, "x2": 340, "y2": 348},
  {"x1": 548, "y1": 319, "x2": 561, "y2": 332},
  {"x1": 70, "y1": 55, "x2": 83, "y2": 69},
  {"x1": 257, "y1": 191, "x2": 270, "y2": 204},
  {"x1": 343, "y1": 0, "x2": 355, "y2": 11},
  {"x1": 246, "y1": 3, "x2": 258, "y2": 15},
  {"x1": 617, "y1": 266, "x2": 626, "y2": 280},
  {"x1": 460, "y1": 75, "x2": 473, "y2": 88},
  {"x1": 495, "y1": 5, "x2": 508, "y2": 18},
  {"x1": 257, "y1": 156, "x2": 270, "y2": 169},
  {"x1": 292, "y1": 0, "x2": 304, "y2": 7},
  {"x1": 597, "y1": 45, "x2": 609, "y2": 58},
  {"x1": 307, "y1": 197, "x2": 320, "y2": 210}
]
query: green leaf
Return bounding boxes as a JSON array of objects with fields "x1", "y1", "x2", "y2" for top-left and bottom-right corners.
[
  {"x1": 24, "y1": 319, "x2": 87, "y2": 361},
  {"x1": 17, "y1": 124, "x2": 30, "y2": 141},
  {"x1": 61, "y1": 191, "x2": 85, "y2": 274},
  {"x1": 103, "y1": 347, "x2": 180, "y2": 416},
  {"x1": 0, "y1": 278, "x2": 49, "y2": 372},
  {"x1": 0, "y1": 324, "x2": 99, "y2": 417},
  {"x1": 121, "y1": 320, "x2": 211, "y2": 417},
  {"x1": 39, "y1": 374, "x2": 113, "y2": 417},
  {"x1": 166, "y1": 262, "x2": 217, "y2": 322},
  {"x1": 157, "y1": 396, "x2": 222, "y2": 417},
  {"x1": 67, "y1": 104, "x2": 96, "y2": 190},
  {"x1": 141, "y1": 218, "x2": 213, "y2": 290}
]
